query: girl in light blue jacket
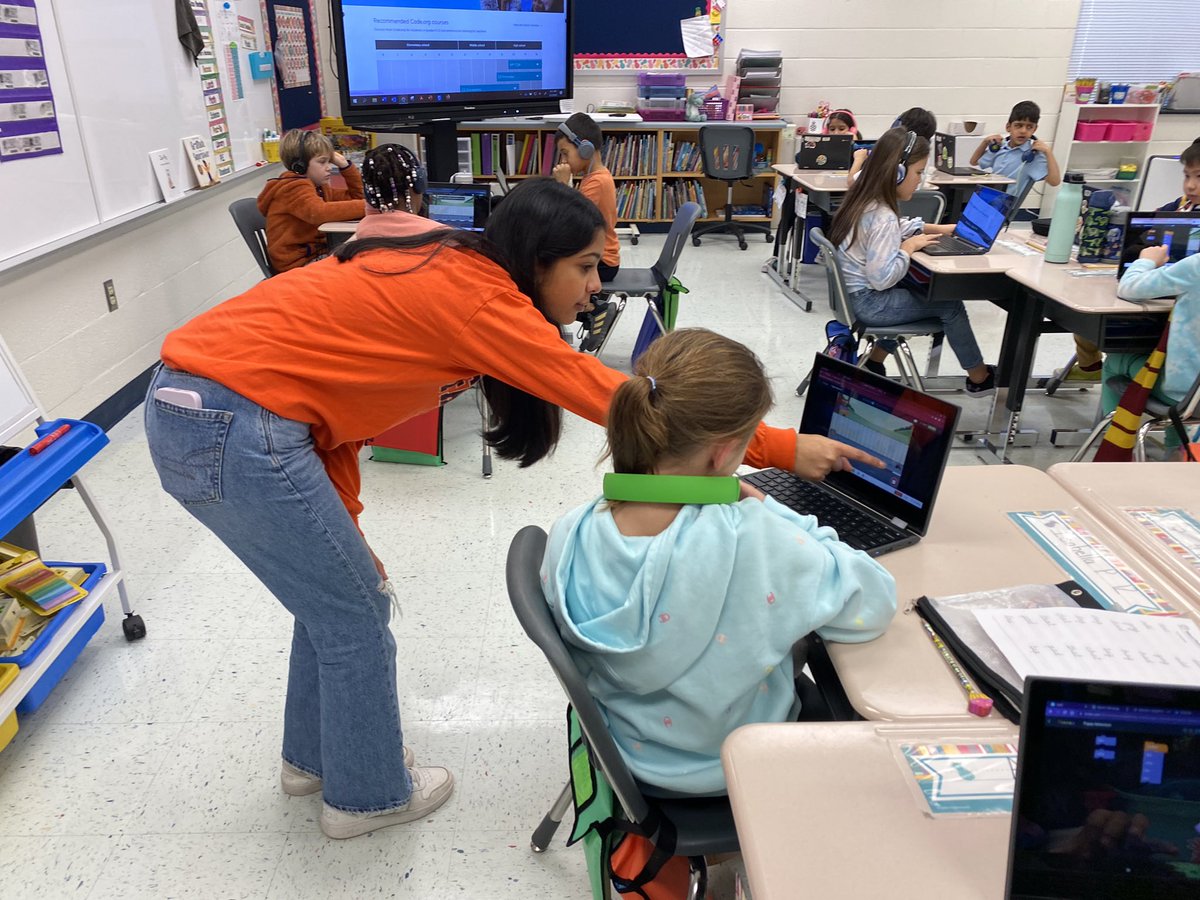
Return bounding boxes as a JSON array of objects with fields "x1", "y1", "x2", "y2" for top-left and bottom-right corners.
[{"x1": 541, "y1": 329, "x2": 897, "y2": 795}]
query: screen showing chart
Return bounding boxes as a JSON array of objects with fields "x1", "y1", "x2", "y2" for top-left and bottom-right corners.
[{"x1": 335, "y1": 0, "x2": 570, "y2": 121}]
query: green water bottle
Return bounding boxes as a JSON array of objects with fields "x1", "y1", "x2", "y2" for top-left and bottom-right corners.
[{"x1": 1045, "y1": 172, "x2": 1085, "y2": 264}]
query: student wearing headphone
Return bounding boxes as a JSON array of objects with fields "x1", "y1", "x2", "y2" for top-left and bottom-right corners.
[
  {"x1": 352, "y1": 143, "x2": 432, "y2": 240},
  {"x1": 552, "y1": 113, "x2": 620, "y2": 351},
  {"x1": 970, "y1": 100, "x2": 1061, "y2": 197},
  {"x1": 257, "y1": 129, "x2": 366, "y2": 273},
  {"x1": 828, "y1": 128, "x2": 996, "y2": 395}
]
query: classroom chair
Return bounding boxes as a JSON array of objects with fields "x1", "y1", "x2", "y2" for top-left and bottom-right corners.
[
  {"x1": 228, "y1": 198, "x2": 275, "y2": 279},
  {"x1": 796, "y1": 227, "x2": 945, "y2": 397},
  {"x1": 691, "y1": 125, "x2": 772, "y2": 251},
  {"x1": 1069, "y1": 371, "x2": 1200, "y2": 462},
  {"x1": 505, "y1": 525, "x2": 738, "y2": 899},
  {"x1": 898, "y1": 189, "x2": 946, "y2": 225},
  {"x1": 587, "y1": 202, "x2": 703, "y2": 359}
]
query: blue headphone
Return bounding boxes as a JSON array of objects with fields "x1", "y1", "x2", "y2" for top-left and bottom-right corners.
[
  {"x1": 557, "y1": 122, "x2": 595, "y2": 160},
  {"x1": 989, "y1": 136, "x2": 1037, "y2": 163},
  {"x1": 896, "y1": 131, "x2": 918, "y2": 184}
]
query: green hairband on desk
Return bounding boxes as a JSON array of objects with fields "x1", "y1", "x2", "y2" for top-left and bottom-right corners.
[{"x1": 602, "y1": 473, "x2": 740, "y2": 505}]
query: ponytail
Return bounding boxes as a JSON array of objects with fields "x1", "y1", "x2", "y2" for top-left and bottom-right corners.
[{"x1": 604, "y1": 329, "x2": 773, "y2": 476}]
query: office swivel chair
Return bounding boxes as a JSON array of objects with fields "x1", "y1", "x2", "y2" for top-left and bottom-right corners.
[
  {"x1": 691, "y1": 125, "x2": 772, "y2": 251},
  {"x1": 228, "y1": 198, "x2": 275, "y2": 279},
  {"x1": 796, "y1": 227, "x2": 945, "y2": 396},
  {"x1": 505, "y1": 526, "x2": 738, "y2": 899}
]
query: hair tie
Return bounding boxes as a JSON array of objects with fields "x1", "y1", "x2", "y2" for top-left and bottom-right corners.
[{"x1": 646, "y1": 375, "x2": 657, "y2": 392}]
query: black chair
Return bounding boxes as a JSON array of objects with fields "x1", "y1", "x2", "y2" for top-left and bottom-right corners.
[
  {"x1": 1070, "y1": 371, "x2": 1200, "y2": 462},
  {"x1": 796, "y1": 227, "x2": 945, "y2": 396},
  {"x1": 228, "y1": 198, "x2": 274, "y2": 279},
  {"x1": 587, "y1": 202, "x2": 703, "y2": 359},
  {"x1": 505, "y1": 526, "x2": 738, "y2": 895},
  {"x1": 691, "y1": 125, "x2": 772, "y2": 251}
]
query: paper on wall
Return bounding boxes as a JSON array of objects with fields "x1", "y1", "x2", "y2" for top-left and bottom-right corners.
[{"x1": 680, "y1": 15, "x2": 713, "y2": 59}]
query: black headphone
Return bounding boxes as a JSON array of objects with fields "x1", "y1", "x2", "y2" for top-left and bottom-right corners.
[
  {"x1": 557, "y1": 122, "x2": 595, "y2": 160},
  {"x1": 988, "y1": 136, "x2": 1038, "y2": 163},
  {"x1": 896, "y1": 130, "x2": 918, "y2": 184},
  {"x1": 289, "y1": 131, "x2": 319, "y2": 175}
]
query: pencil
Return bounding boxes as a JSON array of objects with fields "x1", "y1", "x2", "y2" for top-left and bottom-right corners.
[{"x1": 920, "y1": 619, "x2": 994, "y2": 717}]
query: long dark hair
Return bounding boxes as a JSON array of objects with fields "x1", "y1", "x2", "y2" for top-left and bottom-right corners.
[
  {"x1": 333, "y1": 177, "x2": 604, "y2": 468},
  {"x1": 828, "y1": 127, "x2": 929, "y2": 248}
]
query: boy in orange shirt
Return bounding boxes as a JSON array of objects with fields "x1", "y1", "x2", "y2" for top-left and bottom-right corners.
[
  {"x1": 257, "y1": 130, "x2": 366, "y2": 273},
  {"x1": 554, "y1": 113, "x2": 620, "y2": 351}
]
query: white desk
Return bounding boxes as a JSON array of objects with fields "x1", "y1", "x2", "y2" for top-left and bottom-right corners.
[
  {"x1": 1049, "y1": 462, "x2": 1200, "y2": 603},
  {"x1": 826, "y1": 465, "x2": 1200, "y2": 721},
  {"x1": 318, "y1": 220, "x2": 359, "y2": 252},
  {"x1": 763, "y1": 164, "x2": 851, "y2": 311},
  {"x1": 927, "y1": 171, "x2": 1015, "y2": 219},
  {"x1": 723, "y1": 721, "x2": 1018, "y2": 900}
]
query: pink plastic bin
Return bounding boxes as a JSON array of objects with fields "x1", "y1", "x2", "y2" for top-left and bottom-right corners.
[
  {"x1": 1104, "y1": 121, "x2": 1138, "y2": 142},
  {"x1": 1074, "y1": 121, "x2": 1108, "y2": 141},
  {"x1": 1130, "y1": 121, "x2": 1153, "y2": 141}
]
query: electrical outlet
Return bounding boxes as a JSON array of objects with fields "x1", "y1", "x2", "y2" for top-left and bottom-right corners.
[{"x1": 103, "y1": 279, "x2": 118, "y2": 312}]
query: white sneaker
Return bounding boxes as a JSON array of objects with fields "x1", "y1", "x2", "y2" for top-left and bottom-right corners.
[
  {"x1": 281, "y1": 746, "x2": 415, "y2": 797},
  {"x1": 320, "y1": 766, "x2": 455, "y2": 840}
]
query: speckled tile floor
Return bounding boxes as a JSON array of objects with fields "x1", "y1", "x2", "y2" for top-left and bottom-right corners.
[{"x1": 0, "y1": 231, "x2": 1099, "y2": 898}]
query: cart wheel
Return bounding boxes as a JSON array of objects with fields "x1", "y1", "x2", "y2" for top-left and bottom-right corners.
[
  {"x1": 738, "y1": 241, "x2": 747, "y2": 251},
  {"x1": 631, "y1": 236, "x2": 639, "y2": 245},
  {"x1": 692, "y1": 236, "x2": 701, "y2": 247},
  {"x1": 765, "y1": 232, "x2": 773, "y2": 242},
  {"x1": 122, "y1": 613, "x2": 147, "y2": 641}
]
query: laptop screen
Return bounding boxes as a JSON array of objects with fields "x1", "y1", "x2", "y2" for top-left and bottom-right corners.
[
  {"x1": 424, "y1": 183, "x2": 491, "y2": 232},
  {"x1": 1119, "y1": 211, "x2": 1200, "y2": 278},
  {"x1": 954, "y1": 186, "x2": 1016, "y2": 248},
  {"x1": 1008, "y1": 678, "x2": 1200, "y2": 900},
  {"x1": 798, "y1": 354, "x2": 960, "y2": 535}
]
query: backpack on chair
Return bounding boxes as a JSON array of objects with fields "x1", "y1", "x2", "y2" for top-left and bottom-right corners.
[
  {"x1": 563, "y1": 706, "x2": 705, "y2": 900},
  {"x1": 822, "y1": 320, "x2": 858, "y2": 365}
]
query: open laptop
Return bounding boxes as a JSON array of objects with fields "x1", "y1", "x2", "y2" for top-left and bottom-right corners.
[
  {"x1": 1006, "y1": 677, "x2": 1200, "y2": 900},
  {"x1": 424, "y1": 182, "x2": 492, "y2": 232},
  {"x1": 742, "y1": 354, "x2": 960, "y2": 557},
  {"x1": 1119, "y1": 210, "x2": 1200, "y2": 280},
  {"x1": 922, "y1": 186, "x2": 1018, "y2": 256},
  {"x1": 934, "y1": 132, "x2": 981, "y2": 176},
  {"x1": 795, "y1": 135, "x2": 853, "y2": 170}
]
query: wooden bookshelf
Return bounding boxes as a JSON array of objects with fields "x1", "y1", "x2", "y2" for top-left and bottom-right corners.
[{"x1": 456, "y1": 120, "x2": 787, "y2": 225}]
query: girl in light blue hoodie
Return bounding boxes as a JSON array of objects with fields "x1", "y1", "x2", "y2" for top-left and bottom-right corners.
[{"x1": 541, "y1": 329, "x2": 897, "y2": 795}]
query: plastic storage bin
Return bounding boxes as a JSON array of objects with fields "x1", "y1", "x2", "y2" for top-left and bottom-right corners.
[
  {"x1": 1104, "y1": 121, "x2": 1138, "y2": 142},
  {"x1": 0, "y1": 419, "x2": 108, "y2": 538},
  {"x1": 1074, "y1": 121, "x2": 1108, "y2": 141},
  {"x1": 1130, "y1": 122, "x2": 1153, "y2": 141},
  {"x1": 16, "y1": 601, "x2": 105, "y2": 714},
  {"x1": 0, "y1": 663, "x2": 19, "y2": 752},
  {"x1": 0, "y1": 562, "x2": 106, "y2": 667}
]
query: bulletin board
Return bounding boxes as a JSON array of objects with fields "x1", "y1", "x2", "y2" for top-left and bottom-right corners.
[
  {"x1": 573, "y1": 0, "x2": 722, "y2": 72},
  {"x1": 0, "y1": 0, "x2": 278, "y2": 264}
]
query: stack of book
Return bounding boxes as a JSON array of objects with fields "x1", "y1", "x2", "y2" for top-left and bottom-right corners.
[
  {"x1": 616, "y1": 181, "x2": 657, "y2": 220},
  {"x1": 736, "y1": 49, "x2": 782, "y2": 120},
  {"x1": 662, "y1": 180, "x2": 708, "y2": 220},
  {"x1": 467, "y1": 132, "x2": 556, "y2": 177},
  {"x1": 602, "y1": 134, "x2": 659, "y2": 177},
  {"x1": 662, "y1": 134, "x2": 704, "y2": 174}
]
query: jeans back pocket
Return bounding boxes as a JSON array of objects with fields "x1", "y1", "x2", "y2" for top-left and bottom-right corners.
[{"x1": 147, "y1": 400, "x2": 233, "y2": 506}]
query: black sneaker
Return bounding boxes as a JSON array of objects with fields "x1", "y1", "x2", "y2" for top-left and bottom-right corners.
[
  {"x1": 965, "y1": 365, "x2": 996, "y2": 397},
  {"x1": 864, "y1": 359, "x2": 887, "y2": 377},
  {"x1": 580, "y1": 300, "x2": 617, "y2": 353}
]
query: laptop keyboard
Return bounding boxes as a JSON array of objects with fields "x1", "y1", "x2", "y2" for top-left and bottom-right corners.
[
  {"x1": 931, "y1": 234, "x2": 980, "y2": 252},
  {"x1": 743, "y1": 468, "x2": 904, "y2": 553}
]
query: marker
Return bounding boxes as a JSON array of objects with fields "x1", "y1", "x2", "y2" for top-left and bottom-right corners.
[
  {"x1": 29, "y1": 423, "x2": 71, "y2": 455},
  {"x1": 921, "y1": 618, "x2": 994, "y2": 717}
]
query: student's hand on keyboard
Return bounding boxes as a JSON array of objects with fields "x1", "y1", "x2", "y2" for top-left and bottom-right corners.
[
  {"x1": 739, "y1": 480, "x2": 767, "y2": 502},
  {"x1": 793, "y1": 435, "x2": 884, "y2": 480},
  {"x1": 901, "y1": 233, "x2": 940, "y2": 255}
]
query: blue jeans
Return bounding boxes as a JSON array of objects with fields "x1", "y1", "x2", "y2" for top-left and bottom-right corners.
[
  {"x1": 849, "y1": 285, "x2": 985, "y2": 371},
  {"x1": 144, "y1": 366, "x2": 411, "y2": 813}
]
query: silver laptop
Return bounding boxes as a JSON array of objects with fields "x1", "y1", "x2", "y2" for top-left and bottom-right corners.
[
  {"x1": 424, "y1": 182, "x2": 492, "y2": 232},
  {"x1": 743, "y1": 354, "x2": 960, "y2": 557},
  {"x1": 1007, "y1": 677, "x2": 1200, "y2": 899}
]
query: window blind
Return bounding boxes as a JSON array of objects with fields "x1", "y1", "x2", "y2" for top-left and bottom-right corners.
[{"x1": 1068, "y1": 1, "x2": 1200, "y2": 82}]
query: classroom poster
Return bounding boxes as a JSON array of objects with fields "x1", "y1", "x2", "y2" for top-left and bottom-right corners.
[
  {"x1": 238, "y1": 15, "x2": 258, "y2": 50},
  {"x1": 900, "y1": 742, "x2": 1017, "y2": 816},
  {"x1": 273, "y1": 6, "x2": 310, "y2": 88},
  {"x1": 1122, "y1": 507, "x2": 1200, "y2": 576},
  {"x1": 190, "y1": 0, "x2": 235, "y2": 177},
  {"x1": 0, "y1": 0, "x2": 62, "y2": 162}
]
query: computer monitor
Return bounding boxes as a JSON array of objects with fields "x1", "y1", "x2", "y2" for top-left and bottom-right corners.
[
  {"x1": 1119, "y1": 211, "x2": 1200, "y2": 278},
  {"x1": 424, "y1": 182, "x2": 492, "y2": 231}
]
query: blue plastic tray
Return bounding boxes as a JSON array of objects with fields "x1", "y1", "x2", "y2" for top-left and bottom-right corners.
[
  {"x1": 0, "y1": 419, "x2": 108, "y2": 537},
  {"x1": 17, "y1": 602, "x2": 104, "y2": 714},
  {"x1": 0, "y1": 561, "x2": 106, "y2": 667}
]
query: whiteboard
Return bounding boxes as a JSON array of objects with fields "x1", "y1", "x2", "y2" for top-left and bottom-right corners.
[
  {"x1": 0, "y1": 0, "x2": 278, "y2": 259},
  {"x1": 1137, "y1": 155, "x2": 1181, "y2": 210},
  {"x1": 0, "y1": 0, "x2": 100, "y2": 260}
]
